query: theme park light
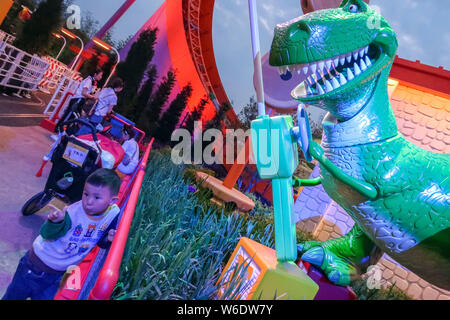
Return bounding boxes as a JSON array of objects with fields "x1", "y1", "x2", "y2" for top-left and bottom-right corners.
[
  {"x1": 61, "y1": 27, "x2": 84, "y2": 70},
  {"x1": 92, "y1": 36, "x2": 120, "y2": 88},
  {"x1": 52, "y1": 32, "x2": 66, "y2": 60}
]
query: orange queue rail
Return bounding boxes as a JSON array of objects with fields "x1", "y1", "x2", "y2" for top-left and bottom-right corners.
[{"x1": 88, "y1": 138, "x2": 154, "y2": 300}]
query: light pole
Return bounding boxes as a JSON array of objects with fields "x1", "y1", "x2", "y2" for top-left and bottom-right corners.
[
  {"x1": 60, "y1": 27, "x2": 84, "y2": 70},
  {"x1": 52, "y1": 32, "x2": 67, "y2": 60},
  {"x1": 92, "y1": 37, "x2": 120, "y2": 88}
]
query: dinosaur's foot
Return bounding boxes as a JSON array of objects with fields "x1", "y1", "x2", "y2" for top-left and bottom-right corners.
[
  {"x1": 298, "y1": 241, "x2": 358, "y2": 286},
  {"x1": 297, "y1": 226, "x2": 382, "y2": 286}
]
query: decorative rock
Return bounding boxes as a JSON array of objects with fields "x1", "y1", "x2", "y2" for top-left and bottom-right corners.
[
  {"x1": 318, "y1": 231, "x2": 330, "y2": 241},
  {"x1": 407, "y1": 273, "x2": 420, "y2": 283},
  {"x1": 418, "y1": 279, "x2": 430, "y2": 287},
  {"x1": 426, "y1": 119, "x2": 438, "y2": 130},
  {"x1": 422, "y1": 287, "x2": 439, "y2": 300},
  {"x1": 430, "y1": 139, "x2": 445, "y2": 151},
  {"x1": 382, "y1": 268, "x2": 393, "y2": 280},
  {"x1": 418, "y1": 107, "x2": 436, "y2": 118},
  {"x1": 392, "y1": 276, "x2": 409, "y2": 291},
  {"x1": 406, "y1": 283, "x2": 422, "y2": 299},
  {"x1": 330, "y1": 232, "x2": 340, "y2": 239},
  {"x1": 381, "y1": 259, "x2": 395, "y2": 270},
  {"x1": 412, "y1": 127, "x2": 427, "y2": 141},
  {"x1": 394, "y1": 266, "x2": 408, "y2": 279}
]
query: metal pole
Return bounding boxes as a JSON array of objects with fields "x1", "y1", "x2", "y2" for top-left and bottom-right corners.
[
  {"x1": 55, "y1": 36, "x2": 67, "y2": 60},
  {"x1": 248, "y1": 0, "x2": 265, "y2": 116},
  {"x1": 70, "y1": 35, "x2": 84, "y2": 70},
  {"x1": 103, "y1": 46, "x2": 120, "y2": 88}
]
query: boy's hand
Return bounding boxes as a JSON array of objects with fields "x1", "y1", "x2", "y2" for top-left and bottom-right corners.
[
  {"x1": 47, "y1": 204, "x2": 66, "y2": 223},
  {"x1": 107, "y1": 229, "x2": 116, "y2": 242}
]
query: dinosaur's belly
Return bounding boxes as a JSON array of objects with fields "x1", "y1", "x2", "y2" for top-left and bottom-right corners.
[{"x1": 319, "y1": 139, "x2": 450, "y2": 255}]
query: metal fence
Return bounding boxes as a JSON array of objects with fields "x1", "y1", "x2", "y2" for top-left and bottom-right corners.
[
  {"x1": 0, "y1": 40, "x2": 49, "y2": 92},
  {"x1": 0, "y1": 30, "x2": 15, "y2": 44}
]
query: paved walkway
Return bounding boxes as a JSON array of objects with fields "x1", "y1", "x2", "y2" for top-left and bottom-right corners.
[{"x1": 0, "y1": 123, "x2": 54, "y2": 297}]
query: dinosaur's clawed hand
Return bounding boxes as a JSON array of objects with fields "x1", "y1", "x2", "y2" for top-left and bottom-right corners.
[{"x1": 298, "y1": 241, "x2": 358, "y2": 286}]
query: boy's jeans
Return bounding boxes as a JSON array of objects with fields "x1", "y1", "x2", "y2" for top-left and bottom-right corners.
[{"x1": 2, "y1": 251, "x2": 64, "y2": 300}]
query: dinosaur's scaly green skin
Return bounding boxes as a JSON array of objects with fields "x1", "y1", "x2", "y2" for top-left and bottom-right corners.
[{"x1": 270, "y1": 0, "x2": 450, "y2": 289}]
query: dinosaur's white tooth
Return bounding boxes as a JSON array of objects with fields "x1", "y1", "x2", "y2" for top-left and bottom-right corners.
[
  {"x1": 334, "y1": 58, "x2": 339, "y2": 67},
  {"x1": 318, "y1": 61, "x2": 325, "y2": 71},
  {"x1": 325, "y1": 80, "x2": 333, "y2": 92},
  {"x1": 325, "y1": 60, "x2": 332, "y2": 70},
  {"x1": 365, "y1": 56, "x2": 372, "y2": 67},
  {"x1": 286, "y1": 65, "x2": 292, "y2": 72},
  {"x1": 339, "y1": 73, "x2": 347, "y2": 85},
  {"x1": 353, "y1": 51, "x2": 359, "y2": 61},
  {"x1": 310, "y1": 63, "x2": 317, "y2": 74},
  {"x1": 303, "y1": 66, "x2": 309, "y2": 74},
  {"x1": 346, "y1": 54, "x2": 352, "y2": 63},
  {"x1": 359, "y1": 49, "x2": 365, "y2": 58},
  {"x1": 347, "y1": 68, "x2": 354, "y2": 80},
  {"x1": 278, "y1": 66, "x2": 286, "y2": 75},
  {"x1": 317, "y1": 83, "x2": 325, "y2": 95},
  {"x1": 306, "y1": 85, "x2": 313, "y2": 96},
  {"x1": 365, "y1": 46, "x2": 369, "y2": 54},
  {"x1": 331, "y1": 77, "x2": 340, "y2": 89},
  {"x1": 340, "y1": 57, "x2": 346, "y2": 66},
  {"x1": 360, "y1": 59, "x2": 367, "y2": 71},
  {"x1": 353, "y1": 62, "x2": 361, "y2": 75}
]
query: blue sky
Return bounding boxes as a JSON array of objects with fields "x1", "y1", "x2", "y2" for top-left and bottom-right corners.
[{"x1": 70, "y1": 0, "x2": 450, "y2": 115}]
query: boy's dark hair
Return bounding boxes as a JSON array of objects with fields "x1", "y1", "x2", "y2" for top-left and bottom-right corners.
[
  {"x1": 122, "y1": 124, "x2": 134, "y2": 138},
  {"x1": 86, "y1": 168, "x2": 121, "y2": 196},
  {"x1": 109, "y1": 77, "x2": 124, "y2": 89}
]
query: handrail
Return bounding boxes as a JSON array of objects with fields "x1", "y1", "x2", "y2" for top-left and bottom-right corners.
[
  {"x1": 0, "y1": 40, "x2": 49, "y2": 92},
  {"x1": 88, "y1": 138, "x2": 154, "y2": 300}
]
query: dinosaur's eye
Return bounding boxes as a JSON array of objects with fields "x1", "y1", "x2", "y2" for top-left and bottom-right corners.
[{"x1": 349, "y1": 4, "x2": 360, "y2": 13}]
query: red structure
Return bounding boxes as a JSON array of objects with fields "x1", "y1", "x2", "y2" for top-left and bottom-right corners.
[{"x1": 120, "y1": 0, "x2": 239, "y2": 125}]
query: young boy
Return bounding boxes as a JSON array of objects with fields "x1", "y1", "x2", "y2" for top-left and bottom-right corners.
[{"x1": 2, "y1": 169, "x2": 122, "y2": 300}]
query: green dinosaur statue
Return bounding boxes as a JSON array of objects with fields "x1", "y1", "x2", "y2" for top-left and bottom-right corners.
[{"x1": 269, "y1": 0, "x2": 450, "y2": 290}]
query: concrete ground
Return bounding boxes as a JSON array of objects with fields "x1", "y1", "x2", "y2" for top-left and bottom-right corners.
[{"x1": 0, "y1": 91, "x2": 55, "y2": 297}]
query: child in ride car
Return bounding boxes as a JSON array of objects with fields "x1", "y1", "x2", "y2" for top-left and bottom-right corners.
[
  {"x1": 2, "y1": 169, "x2": 121, "y2": 300},
  {"x1": 116, "y1": 124, "x2": 140, "y2": 179}
]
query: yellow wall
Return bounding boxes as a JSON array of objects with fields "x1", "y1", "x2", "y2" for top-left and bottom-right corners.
[{"x1": 0, "y1": 0, "x2": 14, "y2": 26}]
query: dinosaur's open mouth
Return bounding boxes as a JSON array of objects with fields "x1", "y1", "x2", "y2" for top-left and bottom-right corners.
[{"x1": 277, "y1": 43, "x2": 381, "y2": 100}]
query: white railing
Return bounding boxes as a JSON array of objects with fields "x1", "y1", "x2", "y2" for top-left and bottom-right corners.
[
  {"x1": 43, "y1": 75, "x2": 81, "y2": 120},
  {"x1": 0, "y1": 41, "x2": 49, "y2": 92},
  {"x1": 39, "y1": 56, "x2": 82, "y2": 93},
  {"x1": 0, "y1": 30, "x2": 16, "y2": 44}
]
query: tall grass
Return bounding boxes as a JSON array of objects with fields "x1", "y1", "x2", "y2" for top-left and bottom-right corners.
[{"x1": 111, "y1": 151, "x2": 273, "y2": 300}]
